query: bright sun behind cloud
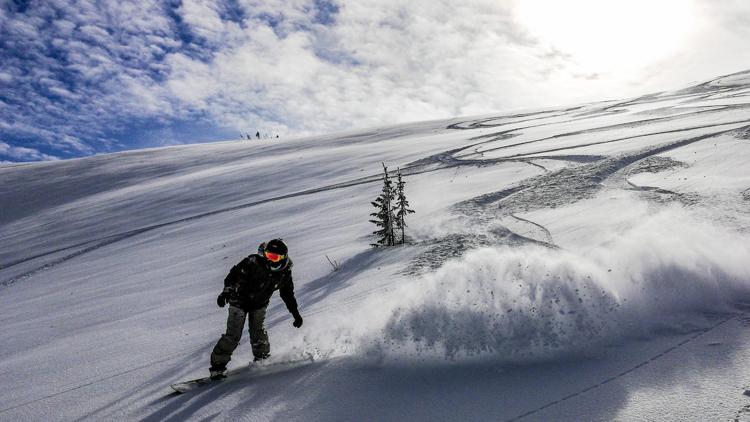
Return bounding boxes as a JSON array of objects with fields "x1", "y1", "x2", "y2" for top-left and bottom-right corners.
[{"x1": 516, "y1": 0, "x2": 697, "y2": 74}]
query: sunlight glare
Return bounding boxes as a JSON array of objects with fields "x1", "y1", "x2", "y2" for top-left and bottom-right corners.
[{"x1": 516, "y1": 0, "x2": 696, "y2": 73}]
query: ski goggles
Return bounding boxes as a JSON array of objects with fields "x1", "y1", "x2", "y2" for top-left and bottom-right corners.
[{"x1": 264, "y1": 251, "x2": 286, "y2": 263}]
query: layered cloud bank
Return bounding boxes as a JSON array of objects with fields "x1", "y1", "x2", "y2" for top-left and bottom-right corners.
[{"x1": 2, "y1": 0, "x2": 750, "y2": 161}]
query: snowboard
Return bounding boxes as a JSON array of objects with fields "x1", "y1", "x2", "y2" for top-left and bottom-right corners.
[
  {"x1": 170, "y1": 354, "x2": 315, "y2": 394},
  {"x1": 170, "y1": 368, "x2": 241, "y2": 394}
]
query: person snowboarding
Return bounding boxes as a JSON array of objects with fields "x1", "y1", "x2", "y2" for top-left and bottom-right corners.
[{"x1": 209, "y1": 239, "x2": 303, "y2": 380}]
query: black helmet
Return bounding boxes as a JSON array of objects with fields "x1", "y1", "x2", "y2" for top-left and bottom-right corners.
[{"x1": 263, "y1": 239, "x2": 289, "y2": 271}]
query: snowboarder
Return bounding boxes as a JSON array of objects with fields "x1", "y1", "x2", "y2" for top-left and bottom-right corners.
[{"x1": 209, "y1": 239, "x2": 303, "y2": 379}]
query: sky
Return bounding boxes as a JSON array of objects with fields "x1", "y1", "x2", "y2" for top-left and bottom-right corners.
[{"x1": 1, "y1": 0, "x2": 749, "y2": 163}]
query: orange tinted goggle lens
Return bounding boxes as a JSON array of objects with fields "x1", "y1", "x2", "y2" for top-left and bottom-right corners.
[{"x1": 265, "y1": 251, "x2": 285, "y2": 262}]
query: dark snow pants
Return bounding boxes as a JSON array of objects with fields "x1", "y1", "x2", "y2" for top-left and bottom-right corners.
[{"x1": 210, "y1": 305, "x2": 270, "y2": 369}]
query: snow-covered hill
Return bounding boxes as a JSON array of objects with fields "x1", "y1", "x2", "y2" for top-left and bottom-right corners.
[{"x1": 2, "y1": 70, "x2": 750, "y2": 421}]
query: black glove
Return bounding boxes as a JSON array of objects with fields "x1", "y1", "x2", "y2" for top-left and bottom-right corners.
[
  {"x1": 292, "y1": 313, "x2": 303, "y2": 328},
  {"x1": 217, "y1": 287, "x2": 232, "y2": 308}
]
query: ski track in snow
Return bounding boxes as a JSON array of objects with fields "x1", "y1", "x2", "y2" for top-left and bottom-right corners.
[
  {"x1": 623, "y1": 179, "x2": 697, "y2": 205},
  {"x1": 451, "y1": 128, "x2": 742, "y2": 223},
  {"x1": 509, "y1": 214, "x2": 555, "y2": 245},
  {"x1": 0, "y1": 177, "x2": 384, "y2": 286},
  {"x1": 0, "y1": 344, "x2": 207, "y2": 416},
  {"x1": 0, "y1": 116, "x2": 629, "y2": 285},
  {"x1": 7, "y1": 104, "x2": 743, "y2": 288},
  {"x1": 472, "y1": 117, "x2": 750, "y2": 159},
  {"x1": 0, "y1": 128, "x2": 568, "y2": 286},
  {"x1": 506, "y1": 314, "x2": 738, "y2": 421}
]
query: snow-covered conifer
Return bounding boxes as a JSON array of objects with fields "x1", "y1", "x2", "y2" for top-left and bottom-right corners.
[
  {"x1": 394, "y1": 168, "x2": 415, "y2": 244},
  {"x1": 369, "y1": 163, "x2": 396, "y2": 247}
]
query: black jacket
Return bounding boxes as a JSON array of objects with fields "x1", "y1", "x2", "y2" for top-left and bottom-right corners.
[{"x1": 224, "y1": 254, "x2": 299, "y2": 316}]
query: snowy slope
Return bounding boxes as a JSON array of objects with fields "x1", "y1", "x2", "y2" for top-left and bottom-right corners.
[{"x1": 2, "y1": 70, "x2": 750, "y2": 421}]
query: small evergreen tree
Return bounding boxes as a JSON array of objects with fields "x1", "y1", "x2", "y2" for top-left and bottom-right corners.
[
  {"x1": 393, "y1": 168, "x2": 415, "y2": 244},
  {"x1": 369, "y1": 163, "x2": 396, "y2": 247}
]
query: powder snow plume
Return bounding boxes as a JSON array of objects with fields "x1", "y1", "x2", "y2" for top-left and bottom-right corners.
[{"x1": 289, "y1": 207, "x2": 750, "y2": 363}]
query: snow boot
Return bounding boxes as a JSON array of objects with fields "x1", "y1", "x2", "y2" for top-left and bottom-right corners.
[
  {"x1": 253, "y1": 353, "x2": 270, "y2": 363},
  {"x1": 209, "y1": 365, "x2": 227, "y2": 380}
]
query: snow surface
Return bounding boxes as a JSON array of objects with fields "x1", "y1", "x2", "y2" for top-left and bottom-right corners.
[{"x1": 2, "y1": 69, "x2": 750, "y2": 421}]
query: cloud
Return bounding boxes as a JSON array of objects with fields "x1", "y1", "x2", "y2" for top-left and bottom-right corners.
[
  {"x1": 177, "y1": 0, "x2": 242, "y2": 44},
  {"x1": 1, "y1": 0, "x2": 749, "y2": 162},
  {"x1": 163, "y1": 0, "x2": 560, "y2": 135},
  {"x1": 0, "y1": 141, "x2": 59, "y2": 162},
  {"x1": 0, "y1": 0, "x2": 183, "y2": 159}
]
